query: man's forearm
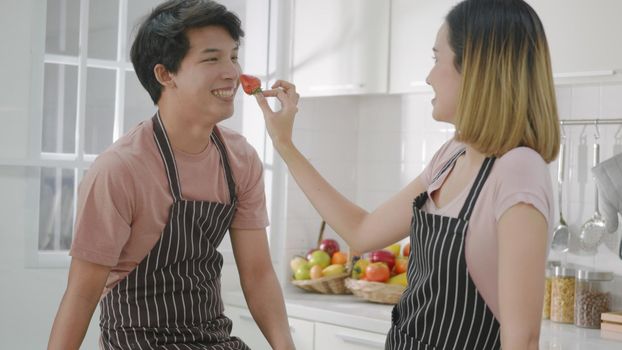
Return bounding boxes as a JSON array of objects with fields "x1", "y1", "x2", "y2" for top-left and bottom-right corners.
[
  {"x1": 48, "y1": 290, "x2": 99, "y2": 350},
  {"x1": 241, "y1": 268, "x2": 294, "y2": 350}
]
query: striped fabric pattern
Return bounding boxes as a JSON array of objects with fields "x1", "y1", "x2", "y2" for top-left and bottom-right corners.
[
  {"x1": 99, "y1": 113, "x2": 249, "y2": 350},
  {"x1": 387, "y1": 151, "x2": 500, "y2": 350}
]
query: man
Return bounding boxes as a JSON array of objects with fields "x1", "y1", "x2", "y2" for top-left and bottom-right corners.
[{"x1": 48, "y1": 1, "x2": 294, "y2": 349}]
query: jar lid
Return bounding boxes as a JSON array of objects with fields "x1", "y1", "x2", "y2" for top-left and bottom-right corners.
[
  {"x1": 553, "y1": 266, "x2": 575, "y2": 277},
  {"x1": 576, "y1": 269, "x2": 613, "y2": 281},
  {"x1": 545, "y1": 261, "x2": 561, "y2": 275}
]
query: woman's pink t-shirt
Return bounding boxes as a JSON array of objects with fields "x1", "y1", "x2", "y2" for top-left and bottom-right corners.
[{"x1": 420, "y1": 139, "x2": 554, "y2": 320}]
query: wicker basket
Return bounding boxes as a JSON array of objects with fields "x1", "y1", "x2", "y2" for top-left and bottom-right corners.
[
  {"x1": 345, "y1": 278, "x2": 405, "y2": 304},
  {"x1": 290, "y1": 221, "x2": 352, "y2": 295},
  {"x1": 291, "y1": 272, "x2": 351, "y2": 294}
]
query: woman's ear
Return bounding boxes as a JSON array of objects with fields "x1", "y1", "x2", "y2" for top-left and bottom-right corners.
[{"x1": 154, "y1": 64, "x2": 175, "y2": 89}]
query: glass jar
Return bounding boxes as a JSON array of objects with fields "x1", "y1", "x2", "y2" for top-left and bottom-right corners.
[
  {"x1": 542, "y1": 261, "x2": 561, "y2": 320},
  {"x1": 551, "y1": 266, "x2": 575, "y2": 323},
  {"x1": 574, "y1": 270, "x2": 613, "y2": 328}
]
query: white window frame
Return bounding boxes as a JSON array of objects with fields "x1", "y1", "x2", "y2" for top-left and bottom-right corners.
[{"x1": 7, "y1": 0, "x2": 280, "y2": 268}]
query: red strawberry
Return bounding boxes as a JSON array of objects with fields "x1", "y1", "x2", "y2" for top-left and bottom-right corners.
[{"x1": 239, "y1": 74, "x2": 262, "y2": 95}]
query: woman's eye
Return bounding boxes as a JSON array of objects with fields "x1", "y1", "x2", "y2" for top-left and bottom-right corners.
[
  {"x1": 432, "y1": 56, "x2": 438, "y2": 63},
  {"x1": 231, "y1": 56, "x2": 239, "y2": 62}
]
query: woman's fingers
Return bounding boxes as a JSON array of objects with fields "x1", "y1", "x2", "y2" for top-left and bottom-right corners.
[{"x1": 254, "y1": 93, "x2": 273, "y2": 115}]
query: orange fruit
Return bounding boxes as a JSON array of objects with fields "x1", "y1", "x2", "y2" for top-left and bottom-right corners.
[{"x1": 331, "y1": 251, "x2": 348, "y2": 265}]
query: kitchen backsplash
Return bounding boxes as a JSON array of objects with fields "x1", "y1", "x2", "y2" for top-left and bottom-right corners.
[{"x1": 284, "y1": 82, "x2": 622, "y2": 308}]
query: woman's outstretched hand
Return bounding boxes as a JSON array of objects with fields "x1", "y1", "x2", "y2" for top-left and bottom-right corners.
[{"x1": 254, "y1": 80, "x2": 300, "y2": 151}]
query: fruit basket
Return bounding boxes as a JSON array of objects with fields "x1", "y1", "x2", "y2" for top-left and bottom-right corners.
[
  {"x1": 291, "y1": 272, "x2": 351, "y2": 294},
  {"x1": 290, "y1": 221, "x2": 352, "y2": 295},
  {"x1": 345, "y1": 278, "x2": 406, "y2": 304}
]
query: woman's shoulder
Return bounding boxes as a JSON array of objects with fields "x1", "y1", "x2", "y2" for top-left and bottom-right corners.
[
  {"x1": 495, "y1": 146, "x2": 549, "y2": 174},
  {"x1": 491, "y1": 146, "x2": 552, "y2": 193}
]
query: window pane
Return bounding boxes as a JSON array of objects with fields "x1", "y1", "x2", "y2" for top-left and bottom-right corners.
[
  {"x1": 124, "y1": 71, "x2": 156, "y2": 132},
  {"x1": 88, "y1": 0, "x2": 119, "y2": 60},
  {"x1": 45, "y1": 0, "x2": 80, "y2": 56},
  {"x1": 39, "y1": 168, "x2": 76, "y2": 251},
  {"x1": 85, "y1": 67, "x2": 116, "y2": 154},
  {"x1": 42, "y1": 63, "x2": 78, "y2": 153},
  {"x1": 126, "y1": 0, "x2": 159, "y2": 61}
]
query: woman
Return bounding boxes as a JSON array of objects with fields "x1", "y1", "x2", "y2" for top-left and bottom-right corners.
[{"x1": 256, "y1": 0, "x2": 559, "y2": 348}]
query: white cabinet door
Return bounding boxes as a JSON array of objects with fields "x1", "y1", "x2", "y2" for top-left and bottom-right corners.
[
  {"x1": 289, "y1": 317, "x2": 315, "y2": 350},
  {"x1": 292, "y1": 0, "x2": 390, "y2": 97},
  {"x1": 526, "y1": 0, "x2": 622, "y2": 81},
  {"x1": 225, "y1": 305, "x2": 271, "y2": 350},
  {"x1": 225, "y1": 305, "x2": 315, "y2": 350},
  {"x1": 314, "y1": 322, "x2": 387, "y2": 350},
  {"x1": 390, "y1": 0, "x2": 459, "y2": 94}
]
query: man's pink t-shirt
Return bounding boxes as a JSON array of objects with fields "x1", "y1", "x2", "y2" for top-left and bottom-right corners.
[
  {"x1": 420, "y1": 139, "x2": 554, "y2": 320},
  {"x1": 69, "y1": 118, "x2": 269, "y2": 296}
]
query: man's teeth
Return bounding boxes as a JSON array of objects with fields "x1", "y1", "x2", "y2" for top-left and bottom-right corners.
[{"x1": 212, "y1": 89, "x2": 234, "y2": 97}]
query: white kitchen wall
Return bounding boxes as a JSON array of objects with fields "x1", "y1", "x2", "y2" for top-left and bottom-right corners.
[{"x1": 283, "y1": 82, "x2": 622, "y2": 305}]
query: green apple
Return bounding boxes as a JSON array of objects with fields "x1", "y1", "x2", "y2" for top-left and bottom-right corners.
[
  {"x1": 290, "y1": 256, "x2": 308, "y2": 273},
  {"x1": 294, "y1": 264, "x2": 311, "y2": 280},
  {"x1": 308, "y1": 250, "x2": 331, "y2": 269}
]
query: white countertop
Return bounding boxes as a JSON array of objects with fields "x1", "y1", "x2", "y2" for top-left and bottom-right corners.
[{"x1": 223, "y1": 287, "x2": 622, "y2": 349}]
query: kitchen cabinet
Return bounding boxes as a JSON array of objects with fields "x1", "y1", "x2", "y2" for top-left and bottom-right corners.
[
  {"x1": 291, "y1": 0, "x2": 390, "y2": 97},
  {"x1": 225, "y1": 305, "x2": 314, "y2": 350},
  {"x1": 225, "y1": 305, "x2": 271, "y2": 349},
  {"x1": 389, "y1": 0, "x2": 459, "y2": 94},
  {"x1": 314, "y1": 322, "x2": 387, "y2": 350},
  {"x1": 528, "y1": 0, "x2": 622, "y2": 82}
]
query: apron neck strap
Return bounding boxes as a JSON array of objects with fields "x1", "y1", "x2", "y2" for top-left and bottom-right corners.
[
  {"x1": 152, "y1": 112, "x2": 183, "y2": 201},
  {"x1": 152, "y1": 112, "x2": 238, "y2": 204},
  {"x1": 458, "y1": 156, "x2": 496, "y2": 221},
  {"x1": 210, "y1": 128, "x2": 237, "y2": 204}
]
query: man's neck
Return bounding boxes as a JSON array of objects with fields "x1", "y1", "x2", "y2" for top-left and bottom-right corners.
[{"x1": 157, "y1": 101, "x2": 215, "y2": 155}]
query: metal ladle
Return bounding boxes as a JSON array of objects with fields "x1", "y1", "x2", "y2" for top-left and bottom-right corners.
[
  {"x1": 579, "y1": 131, "x2": 607, "y2": 253},
  {"x1": 551, "y1": 138, "x2": 569, "y2": 252}
]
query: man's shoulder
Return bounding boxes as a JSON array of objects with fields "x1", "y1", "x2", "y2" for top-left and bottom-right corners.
[{"x1": 93, "y1": 120, "x2": 156, "y2": 172}]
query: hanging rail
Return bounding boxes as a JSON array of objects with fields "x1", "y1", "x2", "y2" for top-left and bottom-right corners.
[{"x1": 559, "y1": 118, "x2": 622, "y2": 126}]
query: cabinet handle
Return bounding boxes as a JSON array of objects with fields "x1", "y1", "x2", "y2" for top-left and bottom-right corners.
[
  {"x1": 554, "y1": 70, "x2": 615, "y2": 79},
  {"x1": 335, "y1": 332, "x2": 385, "y2": 348},
  {"x1": 308, "y1": 83, "x2": 365, "y2": 92}
]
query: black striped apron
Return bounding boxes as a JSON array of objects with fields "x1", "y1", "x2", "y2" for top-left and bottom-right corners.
[
  {"x1": 99, "y1": 113, "x2": 250, "y2": 350},
  {"x1": 386, "y1": 149, "x2": 501, "y2": 350}
]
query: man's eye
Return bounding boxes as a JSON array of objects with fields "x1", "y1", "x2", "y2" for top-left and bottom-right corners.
[{"x1": 203, "y1": 58, "x2": 218, "y2": 62}]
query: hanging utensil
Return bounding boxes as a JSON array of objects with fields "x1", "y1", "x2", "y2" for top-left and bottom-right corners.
[
  {"x1": 551, "y1": 137, "x2": 569, "y2": 253},
  {"x1": 579, "y1": 129, "x2": 607, "y2": 253}
]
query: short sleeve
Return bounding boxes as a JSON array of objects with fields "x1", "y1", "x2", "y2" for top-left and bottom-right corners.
[
  {"x1": 493, "y1": 148, "x2": 552, "y2": 224},
  {"x1": 229, "y1": 147, "x2": 269, "y2": 230},
  {"x1": 69, "y1": 151, "x2": 134, "y2": 266}
]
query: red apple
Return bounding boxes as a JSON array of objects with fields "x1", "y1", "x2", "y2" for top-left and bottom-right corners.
[
  {"x1": 319, "y1": 239, "x2": 340, "y2": 257},
  {"x1": 370, "y1": 250, "x2": 395, "y2": 271}
]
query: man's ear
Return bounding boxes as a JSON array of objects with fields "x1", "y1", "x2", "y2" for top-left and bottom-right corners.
[{"x1": 154, "y1": 64, "x2": 175, "y2": 88}]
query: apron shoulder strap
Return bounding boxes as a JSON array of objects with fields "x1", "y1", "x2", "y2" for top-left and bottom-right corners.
[
  {"x1": 210, "y1": 127, "x2": 237, "y2": 205},
  {"x1": 458, "y1": 156, "x2": 496, "y2": 221},
  {"x1": 430, "y1": 148, "x2": 466, "y2": 185},
  {"x1": 152, "y1": 112, "x2": 183, "y2": 201}
]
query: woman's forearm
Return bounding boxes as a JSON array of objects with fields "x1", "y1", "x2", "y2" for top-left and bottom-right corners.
[{"x1": 276, "y1": 141, "x2": 370, "y2": 250}]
